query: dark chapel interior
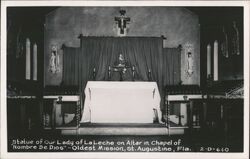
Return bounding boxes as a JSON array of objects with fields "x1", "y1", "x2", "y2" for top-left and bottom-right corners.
[{"x1": 6, "y1": 6, "x2": 244, "y2": 152}]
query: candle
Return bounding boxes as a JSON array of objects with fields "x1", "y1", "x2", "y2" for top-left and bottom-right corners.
[
  {"x1": 207, "y1": 44, "x2": 211, "y2": 77},
  {"x1": 33, "y1": 43, "x2": 37, "y2": 80},
  {"x1": 25, "y1": 38, "x2": 31, "y2": 80},
  {"x1": 213, "y1": 40, "x2": 218, "y2": 81}
]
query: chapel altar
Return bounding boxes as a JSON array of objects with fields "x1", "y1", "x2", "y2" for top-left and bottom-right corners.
[{"x1": 47, "y1": 34, "x2": 186, "y2": 135}]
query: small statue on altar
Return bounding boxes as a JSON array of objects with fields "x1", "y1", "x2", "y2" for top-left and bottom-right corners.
[
  {"x1": 115, "y1": 54, "x2": 128, "y2": 73},
  {"x1": 118, "y1": 54, "x2": 126, "y2": 67},
  {"x1": 113, "y1": 54, "x2": 130, "y2": 81}
]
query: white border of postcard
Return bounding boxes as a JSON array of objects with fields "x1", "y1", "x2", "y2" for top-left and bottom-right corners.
[{"x1": 1, "y1": 1, "x2": 249, "y2": 159}]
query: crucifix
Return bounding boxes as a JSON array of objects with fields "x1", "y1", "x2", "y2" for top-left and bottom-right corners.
[{"x1": 114, "y1": 10, "x2": 131, "y2": 36}]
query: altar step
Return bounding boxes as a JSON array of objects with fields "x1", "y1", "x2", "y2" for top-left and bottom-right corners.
[{"x1": 61, "y1": 123, "x2": 185, "y2": 135}]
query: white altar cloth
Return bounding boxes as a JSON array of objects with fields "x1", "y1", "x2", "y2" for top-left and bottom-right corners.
[{"x1": 80, "y1": 81, "x2": 161, "y2": 123}]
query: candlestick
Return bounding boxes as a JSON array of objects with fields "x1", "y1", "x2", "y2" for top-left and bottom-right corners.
[
  {"x1": 148, "y1": 69, "x2": 152, "y2": 81},
  {"x1": 132, "y1": 66, "x2": 135, "y2": 81},
  {"x1": 213, "y1": 40, "x2": 218, "y2": 81},
  {"x1": 108, "y1": 66, "x2": 111, "y2": 80},
  {"x1": 207, "y1": 44, "x2": 211, "y2": 78},
  {"x1": 25, "y1": 38, "x2": 31, "y2": 80},
  {"x1": 33, "y1": 43, "x2": 37, "y2": 80},
  {"x1": 93, "y1": 68, "x2": 96, "y2": 80}
]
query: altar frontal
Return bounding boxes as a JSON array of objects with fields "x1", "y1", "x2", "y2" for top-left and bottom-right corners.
[{"x1": 81, "y1": 81, "x2": 162, "y2": 123}]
